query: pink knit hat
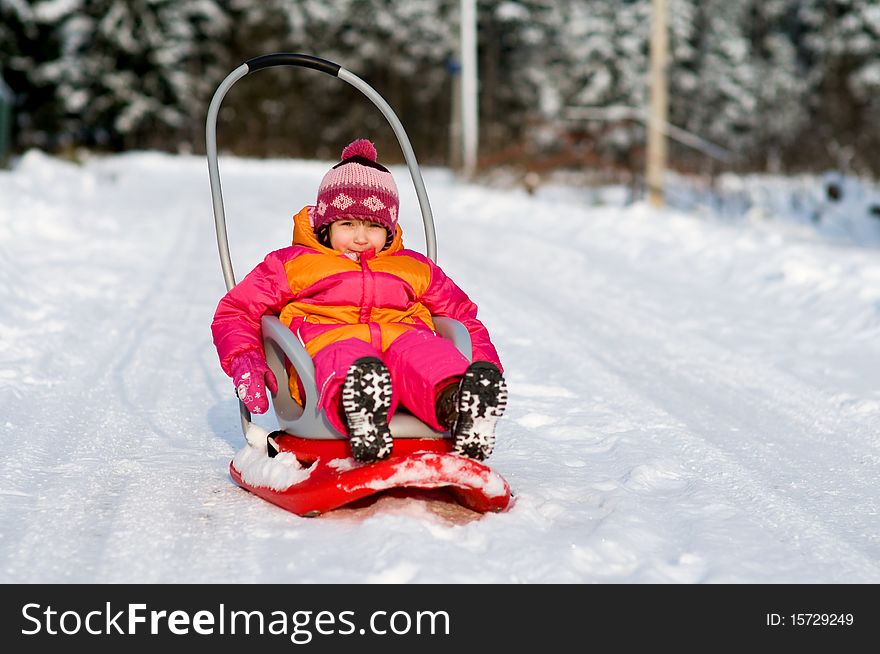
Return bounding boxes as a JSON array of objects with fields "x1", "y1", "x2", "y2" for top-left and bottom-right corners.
[{"x1": 313, "y1": 139, "x2": 399, "y2": 247}]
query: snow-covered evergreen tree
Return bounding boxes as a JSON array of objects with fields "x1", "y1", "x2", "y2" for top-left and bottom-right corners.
[
  {"x1": 40, "y1": 0, "x2": 231, "y2": 150},
  {"x1": 477, "y1": 0, "x2": 565, "y2": 151},
  {"x1": 0, "y1": 0, "x2": 67, "y2": 149},
  {"x1": 328, "y1": 0, "x2": 458, "y2": 159},
  {"x1": 2, "y1": 0, "x2": 878, "y2": 174},
  {"x1": 740, "y1": 0, "x2": 811, "y2": 171},
  {"x1": 668, "y1": 0, "x2": 758, "y2": 162},
  {"x1": 797, "y1": 0, "x2": 880, "y2": 173},
  {"x1": 203, "y1": 0, "x2": 457, "y2": 160},
  {"x1": 534, "y1": 0, "x2": 650, "y2": 171}
]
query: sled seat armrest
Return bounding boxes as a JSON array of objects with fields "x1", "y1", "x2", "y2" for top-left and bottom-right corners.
[
  {"x1": 432, "y1": 316, "x2": 472, "y2": 361},
  {"x1": 261, "y1": 315, "x2": 341, "y2": 438},
  {"x1": 261, "y1": 315, "x2": 316, "y2": 394}
]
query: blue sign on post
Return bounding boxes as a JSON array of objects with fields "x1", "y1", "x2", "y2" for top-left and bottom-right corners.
[{"x1": 0, "y1": 72, "x2": 13, "y2": 167}]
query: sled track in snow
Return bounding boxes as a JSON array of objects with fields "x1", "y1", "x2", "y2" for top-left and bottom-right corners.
[{"x1": 0, "y1": 163, "x2": 249, "y2": 582}]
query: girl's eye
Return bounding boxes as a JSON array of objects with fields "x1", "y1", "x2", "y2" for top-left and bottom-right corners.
[{"x1": 370, "y1": 224, "x2": 384, "y2": 229}]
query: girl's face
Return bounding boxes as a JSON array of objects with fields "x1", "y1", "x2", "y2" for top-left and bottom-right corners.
[{"x1": 329, "y1": 217, "x2": 388, "y2": 259}]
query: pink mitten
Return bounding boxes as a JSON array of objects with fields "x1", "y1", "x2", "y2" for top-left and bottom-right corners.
[{"x1": 230, "y1": 350, "x2": 278, "y2": 414}]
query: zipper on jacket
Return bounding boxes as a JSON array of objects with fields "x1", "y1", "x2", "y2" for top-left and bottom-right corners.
[
  {"x1": 359, "y1": 250, "x2": 381, "y2": 349},
  {"x1": 359, "y1": 250, "x2": 375, "y2": 322}
]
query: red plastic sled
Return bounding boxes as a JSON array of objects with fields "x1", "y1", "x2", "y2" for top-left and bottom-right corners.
[{"x1": 229, "y1": 434, "x2": 513, "y2": 517}]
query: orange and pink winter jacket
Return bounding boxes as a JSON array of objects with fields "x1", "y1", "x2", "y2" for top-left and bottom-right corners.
[{"x1": 212, "y1": 207, "x2": 502, "y2": 401}]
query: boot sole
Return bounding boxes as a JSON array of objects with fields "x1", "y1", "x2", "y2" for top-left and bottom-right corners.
[
  {"x1": 342, "y1": 357, "x2": 393, "y2": 462},
  {"x1": 453, "y1": 362, "x2": 508, "y2": 460}
]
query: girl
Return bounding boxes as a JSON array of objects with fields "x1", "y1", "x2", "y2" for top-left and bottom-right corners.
[{"x1": 211, "y1": 139, "x2": 506, "y2": 463}]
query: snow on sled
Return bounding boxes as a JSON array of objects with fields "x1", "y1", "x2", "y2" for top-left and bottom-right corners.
[
  {"x1": 207, "y1": 53, "x2": 513, "y2": 517},
  {"x1": 230, "y1": 427, "x2": 511, "y2": 517}
]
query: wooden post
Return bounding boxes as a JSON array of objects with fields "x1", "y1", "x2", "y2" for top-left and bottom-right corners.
[
  {"x1": 646, "y1": 0, "x2": 669, "y2": 207},
  {"x1": 461, "y1": 0, "x2": 478, "y2": 178},
  {"x1": 449, "y1": 58, "x2": 462, "y2": 170},
  {"x1": 0, "y1": 71, "x2": 13, "y2": 167}
]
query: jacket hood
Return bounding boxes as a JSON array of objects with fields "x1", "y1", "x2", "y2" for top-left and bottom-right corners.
[{"x1": 292, "y1": 206, "x2": 404, "y2": 255}]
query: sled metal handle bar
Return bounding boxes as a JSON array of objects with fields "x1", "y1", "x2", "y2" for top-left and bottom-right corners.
[
  {"x1": 206, "y1": 52, "x2": 438, "y2": 294},
  {"x1": 206, "y1": 53, "x2": 438, "y2": 435}
]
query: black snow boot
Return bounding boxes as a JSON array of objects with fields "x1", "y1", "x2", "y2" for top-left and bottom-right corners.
[
  {"x1": 342, "y1": 356, "x2": 394, "y2": 463},
  {"x1": 435, "y1": 382, "x2": 459, "y2": 431},
  {"x1": 449, "y1": 361, "x2": 508, "y2": 461}
]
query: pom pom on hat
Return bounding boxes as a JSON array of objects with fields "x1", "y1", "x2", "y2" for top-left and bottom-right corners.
[
  {"x1": 313, "y1": 138, "x2": 400, "y2": 247},
  {"x1": 341, "y1": 139, "x2": 378, "y2": 162}
]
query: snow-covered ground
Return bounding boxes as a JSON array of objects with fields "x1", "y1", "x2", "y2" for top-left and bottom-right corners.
[{"x1": 1, "y1": 150, "x2": 878, "y2": 583}]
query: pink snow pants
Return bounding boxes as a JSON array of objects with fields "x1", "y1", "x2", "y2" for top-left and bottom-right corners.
[{"x1": 313, "y1": 328, "x2": 470, "y2": 435}]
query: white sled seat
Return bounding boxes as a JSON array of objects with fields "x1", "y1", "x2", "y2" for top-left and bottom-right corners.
[{"x1": 262, "y1": 315, "x2": 472, "y2": 440}]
